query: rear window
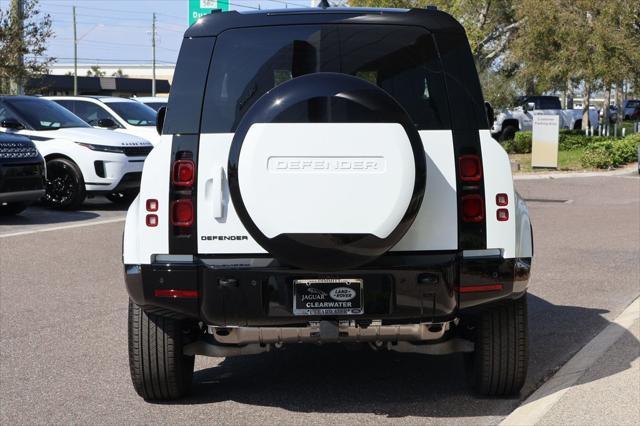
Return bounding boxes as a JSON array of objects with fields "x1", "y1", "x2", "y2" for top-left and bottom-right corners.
[{"x1": 201, "y1": 25, "x2": 450, "y2": 133}]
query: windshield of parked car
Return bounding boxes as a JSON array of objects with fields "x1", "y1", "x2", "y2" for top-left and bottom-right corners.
[
  {"x1": 626, "y1": 100, "x2": 639, "y2": 108},
  {"x1": 3, "y1": 97, "x2": 90, "y2": 130},
  {"x1": 107, "y1": 102, "x2": 157, "y2": 126},
  {"x1": 142, "y1": 102, "x2": 166, "y2": 112}
]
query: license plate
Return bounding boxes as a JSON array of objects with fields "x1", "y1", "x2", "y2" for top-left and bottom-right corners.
[{"x1": 293, "y1": 278, "x2": 363, "y2": 316}]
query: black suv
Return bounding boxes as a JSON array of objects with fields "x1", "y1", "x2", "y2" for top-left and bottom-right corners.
[{"x1": 0, "y1": 132, "x2": 45, "y2": 215}]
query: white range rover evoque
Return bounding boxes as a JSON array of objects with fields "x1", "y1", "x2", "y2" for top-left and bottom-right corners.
[{"x1": 0, "y1": 96, "x2": 153, "y2": 209}]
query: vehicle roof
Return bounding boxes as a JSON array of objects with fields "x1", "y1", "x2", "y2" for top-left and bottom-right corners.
[
  {"x1": 185, "y1": 7, "x2": 463, "y2": 38},
  {"x1": 132, "y1": 97, "x2": 167, "y2": 103},
  {"x1": 46, "y1": 95, "x2": 136, "y2": 104}
]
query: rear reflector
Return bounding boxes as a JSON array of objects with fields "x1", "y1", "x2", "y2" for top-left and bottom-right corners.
[
  {"x1": 171, "y1": 199, "x2": 193, "y2": 227},
  {"x1": 497, "y1": 208, "x2": 509, "y2": 221},
  {"x1": 459, "y1": 155, "x2": 482, "y2": 182},
  {"x1": 459, "y1": 284, "x2": 503, "y2": 293},
  {"x1": 154, "y1": 289, "x2": 199, "y2": 298},
  {"x1": 146, "y1": 199, "x2": 158, "y2": 212},
  {"x1": 145, "y1": 214, "x2": 158, "y2": 227},
  {"x1": 172, "y1": 160, "x2": 195, "y2": 186},
  {"x1": 462, "y1": 194, "x2": 484, "y2": 222},
  {"x1": 496, "y1": 193, "x2": 508, "y2": 206}
]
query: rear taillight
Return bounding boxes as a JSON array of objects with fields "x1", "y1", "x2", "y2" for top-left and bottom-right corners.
[
  {"x1": 496, "y1": 193, "x2": 508, "y2": 206},
  {"x1": 171, "y1": 199, "x2": 194, "y2": 227},
  {"x1": 462, "y1": 194, "x2": 484, "y2": 222},
  {"x1": 172, "y1": 160, "x2": 195, "y2": 187},
  {"x1": 459, "y1": 155, "x2": 482, "y2": 182}
]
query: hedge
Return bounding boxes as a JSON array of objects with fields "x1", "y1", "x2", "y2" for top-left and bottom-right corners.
[
  {"x1": 580, "y1": 134, "x2": 640, "y2": 169},
  {"x1": 501, "y1": 130, "x2": 623, "y2": 154}
]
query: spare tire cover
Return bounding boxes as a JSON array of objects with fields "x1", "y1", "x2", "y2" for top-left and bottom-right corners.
[{"x1": 228, "y1": 73, "x2": 426, "y2": 270}]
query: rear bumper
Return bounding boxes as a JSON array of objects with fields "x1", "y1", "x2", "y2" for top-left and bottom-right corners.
[{"x1": 124, "y1": 251, "x2": 531, "y2": 326}]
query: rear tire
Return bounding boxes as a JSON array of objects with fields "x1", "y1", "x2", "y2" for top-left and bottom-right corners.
[
  {"x1": 0, "y1": 202, "x2": 28, "y2": 215},
  {"x1": 499, "y1": 125, "x2": 517, "y2": 141},
  {"x1": 467, "y1": 294, "x2": 528, "y2": 397},
  {"x1": 128, "y1": 300, "x2": 195, "y2": 400}
]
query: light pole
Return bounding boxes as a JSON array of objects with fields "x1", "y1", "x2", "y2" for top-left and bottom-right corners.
[
  {"x1": 72, "y1": 8, "x2": 103, "y2": 95},
  {"x1": 152, "y1": 12, "x2": 156, "y2": 96}
]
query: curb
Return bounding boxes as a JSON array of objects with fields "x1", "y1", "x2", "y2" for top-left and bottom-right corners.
[
  {"x1": 513, "y1": 164, "x2": 638, "y2": 180},
  {"x1": 500, "y1": 296, "x2": 640, "y2": 426},
  {"x1": 513, "y1": 163, "x2": 638, "y2": 180}
]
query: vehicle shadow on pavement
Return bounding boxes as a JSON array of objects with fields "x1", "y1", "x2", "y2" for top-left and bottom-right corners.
[
  {"x1": 160, "y1": 294, "x2": 638, "y2": 420},
  {"x1": 0, "y1": 206, "x2": 100, "y2": 225}
]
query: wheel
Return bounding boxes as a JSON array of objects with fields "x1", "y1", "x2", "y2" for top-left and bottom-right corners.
[
  {"x1": 106, "y1": 191, "x2": 137, "y2": 205},
  {"x1": 466, "y1": 294, "x2": 528, "y2": 397},
  {"x1": 0, "y1": 202, "x2": 28, "y2": 215},
  {"x1": 128, "y1": 300, "x2": 195, "y2": 400},
  {"x1": 42, "y1": 158, "x2": 86, "y2": 210},
  {"x1": 499, "y1": 125, "x2": 517, "y2": 141}
]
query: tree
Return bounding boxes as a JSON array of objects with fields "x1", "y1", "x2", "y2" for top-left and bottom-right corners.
[
  {"x1": 348, "y1": 0, "x2": 520, "y2": 72},
  {"x1": 511, "y1": 0, "x2": 640, "y2": 128},
  {"x1": 0, "y1": 0, "x2": 54, "y2": 94},
  {"x1": 86, "y1": 65, "x2": 105, "y2": 77},
  {"x1": 112, "y1": 68, "x2": 128, "y2": 78}
]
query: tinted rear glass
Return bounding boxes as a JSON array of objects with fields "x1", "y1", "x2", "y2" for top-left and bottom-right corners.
[{"x1": 201, "y1": 25, "x2": 450, "y2": 133}]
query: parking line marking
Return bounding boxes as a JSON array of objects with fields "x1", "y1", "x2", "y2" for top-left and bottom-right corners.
[
  {"x1": 500, "y1": 296, "x2": 640, "y2": 426},
  {"x1": 0, "y1": 217, "x2": 125, "y2": 238}
]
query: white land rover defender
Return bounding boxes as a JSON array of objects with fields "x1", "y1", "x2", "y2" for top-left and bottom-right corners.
[{"x1": 123, "y1": 7, "x2": 534, "y2": 400}]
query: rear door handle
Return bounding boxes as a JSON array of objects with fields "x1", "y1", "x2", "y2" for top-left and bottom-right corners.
[{"x1": 204, "y1": 167, "x2": 225, "y2": 219}]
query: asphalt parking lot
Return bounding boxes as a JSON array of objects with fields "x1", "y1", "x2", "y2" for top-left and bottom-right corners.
[{"x1": 1, "y1": 172, "x2": 638, "y2": 424}]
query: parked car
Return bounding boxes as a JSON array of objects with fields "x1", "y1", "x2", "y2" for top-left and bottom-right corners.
[
  {"x1": 123, "y1": 7, "x2": 533, "y2": 400},
  {"x1": 623, "y1": 100, "x2": 640, "y2": 120},
  {"x1": 0, "y1": 96, "x2": 152, "y2": 209},
  {"x1": 492, "y1": 95, "x2": 599, "y2": 140},
  {"x1": 46, "y1": 96, "x2": 160, "y2": 145},
  {"x1": 131, "y1": 96, "x2": 167, "y2": 112},
  {"x1": 0, "y1": 132, "x2": 46, "y2": 215},
  {"x1": 599, "y1": 105, "x2": 618, "y2": 124}
]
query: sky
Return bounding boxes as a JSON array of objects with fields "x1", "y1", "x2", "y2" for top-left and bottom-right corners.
[{"x1": 1, "y1": 0, "x2": 318, "y2": 66}]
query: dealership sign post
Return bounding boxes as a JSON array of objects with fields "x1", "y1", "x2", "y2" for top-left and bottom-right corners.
[
  {"x1": 189, "y1": 0, "x2": 229, "y2": 25},
  {"x1": 531, "y1": 114, "x2": 560, "y2": 169}
]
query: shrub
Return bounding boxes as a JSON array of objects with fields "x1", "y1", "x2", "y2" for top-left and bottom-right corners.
[
  {"x1": 503, "y1": 131, "x2": 532, "y2": 153},
  {"x1": 580, "y1": 135, "x2": 639, "y2": 169}
]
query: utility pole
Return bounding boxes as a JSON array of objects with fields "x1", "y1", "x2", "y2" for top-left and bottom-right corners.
[
  {"x1": 151, "y1": 12, "x2": 156, "y2": 97},
  {"x1": 73, "y1": 5, "x2": 78, "y2": 95}
]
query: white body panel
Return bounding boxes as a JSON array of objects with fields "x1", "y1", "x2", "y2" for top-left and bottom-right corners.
[
  {"x1": 1, "y1": 127, "x2": 150, "y2": 192},
  {"x1": 479, "y1": 130, "x2": 517, "y2": 258},
  {"x1": 197, "y1": 133, "x2": 266, "y2": 254},
  {"x1": 123, "y1": 135, "x2": 172, "y2": 264},
  {"x1": 196, "y1": 130, "x2": 459, "y2": 255},
  {"x1": 124, "y1": 129, "x2": 531, "y2": 264},
  {"x1": 393, "y1": 130, "x2": 457, "y2": 251},
  {"x1": 239, "y1": 123, "x2": 414, "y2": 238}
]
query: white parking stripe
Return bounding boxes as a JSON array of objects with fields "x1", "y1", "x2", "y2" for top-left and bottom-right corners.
[
  {"x1": 501, "y1": 296, "x2": 640, "y2": 426},
  {"x1": 0, "y1": 217, "x2": 125, "y2": 238}
]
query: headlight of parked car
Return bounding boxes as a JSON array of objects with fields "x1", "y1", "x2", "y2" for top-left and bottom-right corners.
[{"x1": 75, "y1": 142, "x2": 124, "y2": 153}]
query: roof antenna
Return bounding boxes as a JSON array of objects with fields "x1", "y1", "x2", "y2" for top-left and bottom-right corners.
[{"x1": 317, "y1": 0, "x2": 330, "y2": 8}]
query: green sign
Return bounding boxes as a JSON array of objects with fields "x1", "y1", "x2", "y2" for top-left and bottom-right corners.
[{"x1": 188, "y1": 0, "x2": 229, "y2": 25}]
